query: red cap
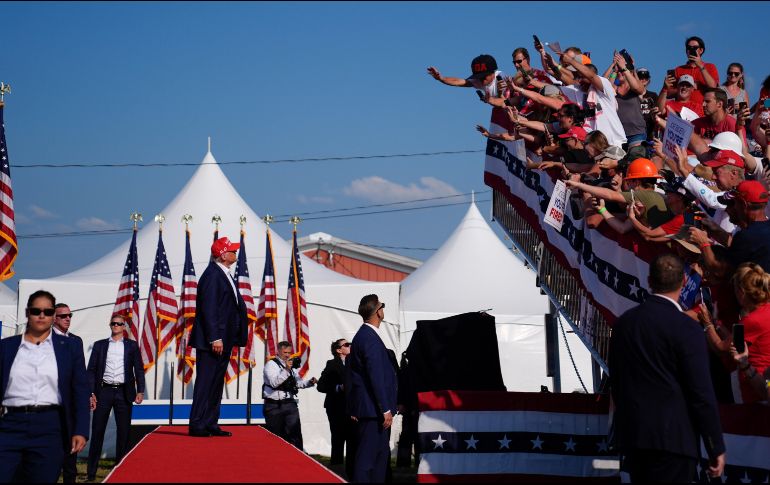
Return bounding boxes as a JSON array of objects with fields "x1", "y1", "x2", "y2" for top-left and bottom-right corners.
[
  {"x1": 704, "y1": 150, "x2": 744, "y2": 169},
  {"x1": 211, "y1": 237, "x2": 240, "y2": 258},
  {"x1": 558, "y1": 126, "x2": 587, "y2": 142},
  {"x1": 736, "y1": 180, "x2": 770, "y2": 204}
]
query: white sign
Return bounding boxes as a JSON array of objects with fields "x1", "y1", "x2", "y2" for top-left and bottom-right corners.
[
  {"x1": 662, "y1": 112, "x2": 694, "y2": 160},
  {"x1": 544, "y1": 179, "x2": 570, "y2": 231}
]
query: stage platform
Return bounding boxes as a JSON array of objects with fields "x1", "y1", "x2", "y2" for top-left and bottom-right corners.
[{"x1": 104, "y1": 425, "x2": 344, "y2": 483}]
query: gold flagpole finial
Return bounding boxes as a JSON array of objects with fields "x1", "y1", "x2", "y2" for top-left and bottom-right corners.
[
  {"x1": 129, "y1": 212, "x2": 143, "y2": 230},
  {"x1": 262, "y1": 214, "x2": 274, "y2": 226},
  {"x1": 154, "y1": 213, "x2": 165, "y2": 231},
  {"x1": 0, "y1": 83, "x2": 10, "y2": 103},
  {"x1": 289, "y1": 216, "x2": 301, "y2": 231},
  {"x1": 211, "y1": 214, "x2": 222, "y2": 232},
  {"x1": 181, "y1": 214, "x2": 193, "y2": 230},
  {"x1": 239, "y1": 215, "x2": 247, "y2": 228}
]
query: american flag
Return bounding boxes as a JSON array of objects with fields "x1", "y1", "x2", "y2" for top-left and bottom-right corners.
[
  {"x1": 417, "y1": 390, "x2": 618, "y2": 483},
  {"x1": 225, "y1": 230, "x2": 258, "y2": 383},
  {"x1": 112, "y1": 228, "x2": 140, "y2": 341},
  {"x1": 140, "y1": 230, "x2": 179, "y2": 370},
  {"x1": 175, "y1": 229, "x2": 197, "y2": 384},
  {"x1": 0, "y1": 105, "x2": 18, "y2": 282},
  {"x1": 255, "y1": 229, "x2": 279, "y2": 360},
  {"x1": 284, "y1": 229, "x2": 310, "y2": 377}
]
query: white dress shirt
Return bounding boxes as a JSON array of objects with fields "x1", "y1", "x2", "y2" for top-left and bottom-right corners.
[
  {"x1": 262, "y1": 359, "x2": 313, "y2": 401},
  {"x1": 53, "y1": 326, "x2": 69, "y2": 337},
  {"x1": 364, "y1": 322, "x2": 384, "y2": 342},
  {"x1": 216, "y1": 262, "x2": 239, "y2": 301},
  {"x1": 102, "y1": 338, "x2": 125, "y2": 385},
  {"x1": 2, "y1": 331, "x2": 61, "y2": 407}
]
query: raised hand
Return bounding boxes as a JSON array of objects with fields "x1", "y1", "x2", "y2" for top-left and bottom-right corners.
[{"x1": 427, "y1": 66, "x2": 442, "y2": 81}]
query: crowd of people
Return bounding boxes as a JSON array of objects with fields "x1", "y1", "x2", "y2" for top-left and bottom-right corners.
[{"x1": 430, "y1": 34, "x2": 770, "y2": 481}]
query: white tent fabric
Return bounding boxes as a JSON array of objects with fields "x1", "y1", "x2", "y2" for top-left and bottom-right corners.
[
  {"x1": 399, "y1": 202, "x2": 594, "y2": 393},
  {"x1": 0, "y1": 282, "x2": 17, "y2": 337},
  {"x1": 16, "y1": 151, "x2": 401, "y2": 458}
]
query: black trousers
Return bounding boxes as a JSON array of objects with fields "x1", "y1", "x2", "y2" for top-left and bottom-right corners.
[
  {"x1": 263, "y1": 400, "x2": 303, "y2": 450},
  {"x1": 189, "y1": 349, "x2": 229, "y2": 433},
  {"x1": 61, "y1": 449, "x2": 77, "y2": 483},
  {"x1": 623, "y1": 449, "x2": 697, "y2": 483},
  {"x1": 87, "y1": 386, "x2": 133, "y2": 479},
  {"x1": 0, "y1": 409, "x2": 64, "y2": 483}
]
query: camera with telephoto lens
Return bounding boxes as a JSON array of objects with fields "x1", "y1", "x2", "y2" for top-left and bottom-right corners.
[{"x1": 291, "y1": 357, "x2": 302, "y2": 369}]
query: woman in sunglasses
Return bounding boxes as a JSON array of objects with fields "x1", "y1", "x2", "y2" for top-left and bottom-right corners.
[
  {"x1": 721, "y1": 63, "x2": 749, "y2": 114},
  {"x1": 0, "y1": 290, "x2": 90, "y2": 483}
]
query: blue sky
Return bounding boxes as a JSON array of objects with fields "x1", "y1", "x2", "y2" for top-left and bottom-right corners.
[{"x1": 1, "y1": 1, "x2": 769, "y2": 287}]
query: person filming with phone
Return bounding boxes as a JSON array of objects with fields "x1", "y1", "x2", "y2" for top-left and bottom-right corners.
[
  {"x1": 262, "y1": 341, "x2": 317, "y2": 450},
  {"x1": 669, "y1": 36, "x2": 719, "y2": 106}
]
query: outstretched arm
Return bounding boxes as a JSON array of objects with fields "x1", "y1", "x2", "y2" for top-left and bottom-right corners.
[{"x1": 426, "y1": 66, "x2": 472, "y2": 87}]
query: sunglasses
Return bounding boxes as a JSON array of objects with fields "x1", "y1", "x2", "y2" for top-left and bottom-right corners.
[
  {"x1": 378, "y1": 302, "x2": 386, "y2": 310},
  {"x1": 110, "y1": 321, "x2": 126, "y2": 327},
  {"x1": 513, "y1": 58, "x2": 525, "y2": 65},
  {"x1": 28, "y1": 307, "x2": 55, "y2": 317},
  {"x1": 342, "y1": 342, "x2": 351, "y2": 347},
  {"x1": 727, "y1": 72, "x2": 742, "y2": 77},
  {"x1": 56, "y1": 313, "x2": 73, "y2": 319}
]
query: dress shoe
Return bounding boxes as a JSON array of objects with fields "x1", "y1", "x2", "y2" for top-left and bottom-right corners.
[
  {"x1": 188, "y1": 429, "x2": 212, "y2": 437},
  {"x1": 209, "y1": 428, "x2": 232, "y2": 437}
]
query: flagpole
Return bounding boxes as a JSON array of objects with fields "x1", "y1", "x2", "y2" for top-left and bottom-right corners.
[
  {"x1": 153, "y1": 213, "x2": 165, "y2": 400},
  {"x1": 290, "y1": 216, "x2": 302, "y2": 359},
  {"x1": 235, "y1": 217, "x2": 246, "y2": 400},
  {"x1": 128, "y1": 212, "x2": 142, "y2": 341},
  {"x1": 181, "y1": 214, "x2": 193, "y2": 400}
]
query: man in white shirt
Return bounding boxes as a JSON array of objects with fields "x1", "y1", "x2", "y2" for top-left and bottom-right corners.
[
  {"x1": 53, "y1": 303, "x2": 86, "y2": 483},
  {"x1": 262, "y1": 341, "x2": 317, "y2": 449},
  {"x1": 427, "y1": 54, "x2": 508, "y2": 107},
  {"x1": 85, "y1": 314, "x2": 145, "y2": 481}
]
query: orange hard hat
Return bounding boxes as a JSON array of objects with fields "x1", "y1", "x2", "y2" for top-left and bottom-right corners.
[{"x1": 624, "y1": 158, "x2": 661, "y2": 180}]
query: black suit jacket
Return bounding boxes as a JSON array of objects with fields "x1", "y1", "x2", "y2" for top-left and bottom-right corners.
[
  {"x1": 0, "y1": 333, "x2": 90, "y2": 440},
  {"x1": 87, "y1": 338, "x2": 145, "y2": 403},
  {"x1": 345, "y1": 324, "x2": 398, "y2": 419},
  {"x1": 190, "y1": 262, "x2": 248, "y2": 351},
  {"x1": 609, "y1": 295, "x2": 725, "y2": 459},
  {"x1": 317, "y1": 357, "x2": 346, "y2": 413}
]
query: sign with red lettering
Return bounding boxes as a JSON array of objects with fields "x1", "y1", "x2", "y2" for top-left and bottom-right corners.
[{"x1": 544, "y1": 179, "x2": 569, "y2": 231}]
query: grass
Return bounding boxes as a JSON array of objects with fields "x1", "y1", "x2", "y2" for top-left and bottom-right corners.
[
  {"x1": 310, "y1": 455, "x2": 418, "y2": 483},
  {"x1": 57, "y1": 459, "x2": 115, "y2": 483}
]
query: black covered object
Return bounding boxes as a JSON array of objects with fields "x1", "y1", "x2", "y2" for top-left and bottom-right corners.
[{"x1": 404, "y1": 312, "x2": 505, "y2": 392}]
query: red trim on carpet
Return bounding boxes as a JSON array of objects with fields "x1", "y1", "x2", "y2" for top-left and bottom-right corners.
[
  {"x1": 418, "y1": 473, "x2": 619, "y2": 483},
  {"x1": 418, "y1": 390, "x2": 610, "y2": 414},
  {"x1": 104, "y1": 426, "x2": 344, "y2": 483}
]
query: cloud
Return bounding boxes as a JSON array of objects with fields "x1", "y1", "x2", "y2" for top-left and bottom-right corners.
[
  {"x1": 29, "y1": 204, "x2": 57, "y2": 219},
  {"x1": 296, "y1": 195, "x2": 334, "y2": 205},
  {"x1": 675, "y1": 22, "x2": 696, "y2": 32},
  {"x1": 76, "y1": 217, "x2": 120, "y2": 231},
  {"x1": 15, "y1": 213, "x2": 31, "y2": 225},
  {"x1": 343, "y1": 176, "x2": 460, "y2": 204}
]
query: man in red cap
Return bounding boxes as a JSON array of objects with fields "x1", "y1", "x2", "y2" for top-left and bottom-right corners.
[
  {"x1": 690, "y1": 180, "x2": 770, "y2": 276},
  {"x1": 188, "y1": 237, "x2": 248, "y2": 437}
]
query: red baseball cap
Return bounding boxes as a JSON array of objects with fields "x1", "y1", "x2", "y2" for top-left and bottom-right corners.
[
  {"x1": 211, "y1": 237, "x2": 240, "y2": 258},
  {"x1": 704, "y1": 150, "x2": 744, "y2": 169},
  {"x1": 558, "y1": 126, "x2": 587, "y2": 142},
  {"x1": 719, "y1": 180, "x2": 770, "y2": 205}
]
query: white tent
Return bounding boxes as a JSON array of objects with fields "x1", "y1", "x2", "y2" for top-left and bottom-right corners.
[
  {"x1": 399, "y1": 201, "x2": 594, "y2": 392},
  {"x1": 16, "y1": 150, "x2": 401, "y2": 457},
  {"x1": 0, "y1": 282, "x2": 17, "y2": 337}
]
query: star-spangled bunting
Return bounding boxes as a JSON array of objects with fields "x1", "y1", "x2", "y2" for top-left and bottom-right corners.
[
  {"x1": 0, "y1": 105, "x2": 17, "y2": 282},
  {"x1": 111, "y1": 228, "x2": 140, "y2": 341},
  {"x1": 225, "y1": 229, "x2": 258, "y2": 384},
  {"x1": 284, "y1": 228, "x2": 310, "y2": 377},
  {"x1": 255, "y1": 229, "x2": 279, "y2": 360},
  {"x1": 139, "y1": 230, "x2": 178, "y2": 370},
  {"x1": 175, "y1": 228, "x2": 197, "y2": 384}
]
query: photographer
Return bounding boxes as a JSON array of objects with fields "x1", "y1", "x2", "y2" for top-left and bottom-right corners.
[
  {"x1": 669, "y1": 36, "x2": 719, "y2": 107},
  {"x1": 262, "y1": 341, "x2": 317, "y2": 450}
]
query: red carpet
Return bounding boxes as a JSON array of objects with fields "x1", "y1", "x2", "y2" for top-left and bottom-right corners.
[{"x1": 105, "y1": 426, "x2": 345, "y2": 483}]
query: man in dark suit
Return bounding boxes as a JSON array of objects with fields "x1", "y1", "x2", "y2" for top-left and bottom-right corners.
[
  {"x1": 609, "y1": 254, "x2": 726, "y2": 483},
  {"x1": 317, "y1": 338, "x2": 353, "y2": 474},
  {"x1": 189, "y1": 236, "x2": 248, "y2": 437},
  {"x1": 0, "y1": 290, "x2": 90, "y2": 482},
  {"x1": 346, "y1": 294, "x2": 398, "y2": 483},
  {"x1": 53, "y1": 303, "x2": 85, "y2": 483},
  {"x1": 85, "y1": 314, "x2": 145, "y2": 481}
]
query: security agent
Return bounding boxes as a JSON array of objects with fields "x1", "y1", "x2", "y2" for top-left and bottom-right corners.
[{"x1": 262, "y1": 341, "x2": 317, "y2": 450}]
